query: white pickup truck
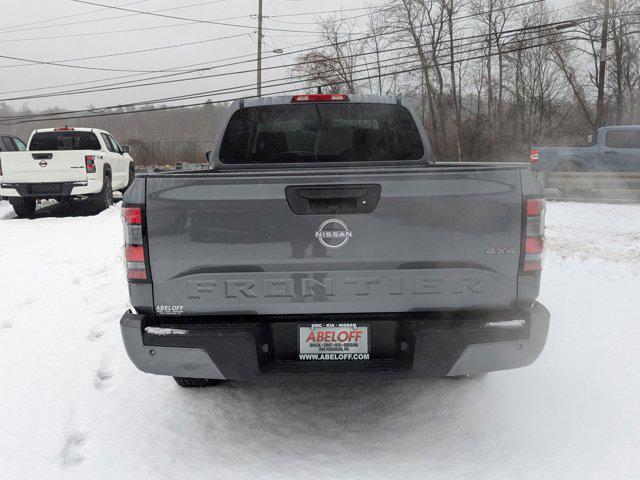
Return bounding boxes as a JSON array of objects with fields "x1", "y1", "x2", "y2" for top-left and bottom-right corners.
[{"x1": 0, "y1": 127, "x2": 134, "y2": 217}]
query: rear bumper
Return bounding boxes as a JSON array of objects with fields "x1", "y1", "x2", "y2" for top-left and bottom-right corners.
[
  {"x1": 0, "y1": 180, "x2": 101, "y2": 197},
  {"x1": 120, "y1": 303, "x2": 550, "y2": 381}
]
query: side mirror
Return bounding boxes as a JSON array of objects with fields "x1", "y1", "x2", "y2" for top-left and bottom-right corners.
[
  {"x1": 121, "y1": 145, "x2": 131, "y2": 154},
  {"x1": 205, "y1": 151, "x2": 213, "y2": 163}
]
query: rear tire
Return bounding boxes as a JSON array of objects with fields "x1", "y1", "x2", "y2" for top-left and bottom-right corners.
[
  {"x1": 121, "y1": 165, "x2": 135, "y2": 194},
  {"x1": 173, "y1": 377, "x2": 221, "y2": 388},
  {"x1": 90, "y1": 174, "x2": 113, "y2": 213},
  {"x1": 9, "y1": 197, "x2": 36, "y2": 218},
  {"x1": 554, "y1": 161, "x2": 587, "y2": 195}
]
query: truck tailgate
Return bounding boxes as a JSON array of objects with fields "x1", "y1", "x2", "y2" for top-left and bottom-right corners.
[
  {"x1": 145, "y1": 168, "x2": 524, "y2": 315},
  {"x1": 0, "y1": 151, "x2": 87, "y2": 183}
]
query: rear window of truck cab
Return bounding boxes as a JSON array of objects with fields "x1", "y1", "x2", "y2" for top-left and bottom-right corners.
[
  {"x1": 219, "y1": 103, "x2": 424, "y2": 164},
  {"x1": 29, "y1": 131, "x2": 101, "y2": 151}
]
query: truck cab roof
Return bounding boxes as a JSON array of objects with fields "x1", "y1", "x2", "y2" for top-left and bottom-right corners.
[
  {"x1": 598, "y1": 125, "x2": 640, "y2": 131},
  {"x1": 235, "y1": 94, "x2": 408, "y2": 109},
  {"x1": 32, "y1": 127, "x2": 110, "y2": 134}
]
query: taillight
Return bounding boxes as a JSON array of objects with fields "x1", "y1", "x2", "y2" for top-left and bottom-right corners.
[
  {"x1": 526, "y1": 198, "x2": 544, "y2": 216},
  {"x1": 522, "y1": 198, "x2": 545, "y2": 273},
  {"x1": 123, "y1": 206, "x2": 142, "y2": 224},
  {"x1": 122, "y1": 206, "x2": 149, "y2": 282},
  {"x1": 529, "y1": 149, "x2": 539, "y2": 164},
  {"x1": 125, "y1": 245, "x2": 145, "y2": 262},
  {"x1": 525, "y1": 237, "x2": 544, "y2": 254},
  {"x1": 291, "y1": 94, "x2": 349, "y2": 103},
  {"x1": 85, "y1": 155, "x2": 96, "y2": 173}
]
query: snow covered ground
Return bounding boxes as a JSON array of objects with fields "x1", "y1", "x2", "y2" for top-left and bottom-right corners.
[{"x1": 1, "y1": 199, "x2": 639, "y2": 480}]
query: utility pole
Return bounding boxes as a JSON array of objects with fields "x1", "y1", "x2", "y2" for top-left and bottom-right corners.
[
  {"x1": 595, "y1": 0, "x2": 610, "y2": 130},
  {"x1": 257, "y1": 0, "x2": 263, "y2": 97}
]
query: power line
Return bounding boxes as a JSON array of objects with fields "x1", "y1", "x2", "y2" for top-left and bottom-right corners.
[
  {"x1": 0, "y1": 0, "x2": 564, "y2": 101},
  {"x1": 97, "y1": 29, "x2": 585, "y2": 108},
  {"x1": 0, "y1": 0, "x2": 562, "y2": 45},
  {"x1": 0, "y1": 32, "x2": 249, "y2": 71},
  {"x1": 0, "y1": 34, "x2": 345, "y2": 99},
  {"x1": 0, "y1": 20, "x2": 208, "y2": 44},
  {"x1": 0, "y1": 2, "x2": 387, "y2": 35},
  {"x1": 0, "y1": 52, "x2": 205, "y2": 75},
  {"x1": 0, "y1": 0, "x2": 229, "y2": 35},
  {"x1": 0, "y1": 9, "x2": 372, "y2": 76},
  {"x1": 0, "y1": 34, "x2": 348, "y2": 95},
  {"x1": 0, "y1": 0, "x2": 553, "y2": 96},
  {"x1": 2, "y1": 35, "x2": 580, "y2": 127},
  {"x1": 0, "y1": 32, "x2": 582, "y2": 125},
  {"x1": 1, "y1": 52, "x2": 424, "y2": 114},
  {"x1": 70, "y1": 0, "x2": 324, "y2": 34},
  {"x1": 0, "y1": 5, "x2": 381, "y2": 44},
  {"x1": 0, "y1": 16, "x2": 586, "y2": 103},
  {"x1": 269, "y1": 6, "x2": 382, "y2": 19},
  {"x1": 4, "y1": 4, "x2": 634, "y2": 125},
  {"x1": 0, "y1": 0, "x2": 151, "y2": 31},
  {"x1": 3, "y1": 0, "x2": 617, "y2": 123},
  {"x1": 0, "y1": 38, "x2": 281, "y2": 96},
  {"x1": 268, "y1": 7, "x2": 393, "y2": 26}
]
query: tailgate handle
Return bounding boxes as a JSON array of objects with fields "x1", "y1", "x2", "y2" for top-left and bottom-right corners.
[
  {"x1": 285, "y1": 184, "x2": 381, "y2": 215},
  {"x1": 32, "y1": 153, "x2": 53, "y2": 160}
]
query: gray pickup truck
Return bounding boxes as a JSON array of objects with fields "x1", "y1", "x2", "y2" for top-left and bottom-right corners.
[
  {"x1": 531, "y1": 125, "x2": 640, "y2": 172},
  {"x1": 119, "y1": 94, "x2": 550, "y2": 387}
]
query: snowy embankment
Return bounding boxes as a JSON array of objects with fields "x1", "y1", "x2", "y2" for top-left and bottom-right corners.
[{"x1": 0, "y1": 199, "x2": 639, "y2": 480}]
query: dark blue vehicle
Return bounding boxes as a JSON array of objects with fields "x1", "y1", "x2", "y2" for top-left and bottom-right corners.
[{"x1": 531, "y1": 125, "x2": 640, "y2": 172}]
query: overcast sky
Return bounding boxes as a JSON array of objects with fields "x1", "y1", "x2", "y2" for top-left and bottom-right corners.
[
  {"x1": 0, "y1": 0, "x2": 369, "y2": 111},
  {"x1": 1, "y1": 0, "x2": 568, "y2": 112}
]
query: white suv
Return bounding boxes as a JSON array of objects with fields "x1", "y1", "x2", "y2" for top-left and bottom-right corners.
[{"x1": 0, "y1": 127, "x2": 134, "y2": 217}]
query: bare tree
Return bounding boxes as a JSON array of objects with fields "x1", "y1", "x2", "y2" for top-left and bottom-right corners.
[{"x1": 293, "y1": 15, "x2": 366, "y2": 93}]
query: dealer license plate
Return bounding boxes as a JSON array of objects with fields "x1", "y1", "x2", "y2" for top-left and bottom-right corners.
[{"x1": 298, "y1": 323, "x2": 370, "y2": 360}]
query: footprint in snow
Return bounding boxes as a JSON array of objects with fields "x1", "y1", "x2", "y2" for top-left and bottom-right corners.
[
  {"x1": 87, "y1": 327, "x2": 105, "y2": 342},
  {"x1": 61, "y1": 431, "x2": 87, "y2": 466},
  {"x1": 99, "y1": 313, "x2": 120, "y2": 325},
  {"x1": 95, "y1": 305, "x2": 117, "y2": 315},
  {"x1": 16, "y1": 297, "x2": 36, "y2": 307},
  {"x1": 88, "y1": 267, "x2": 108, "y2": 277},
  {"x1": 94, "y1": 366, "x2": 116, "y2": 391},
  {"x1": 1, "y1": 319, "x2": 12, "y2": 330}
]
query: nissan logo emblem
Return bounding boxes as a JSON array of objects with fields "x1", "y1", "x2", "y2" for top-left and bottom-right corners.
[
  {"x1": 38, "y1": 160, "x2": 48, "y2": 168},
  {"x1": 315, "y1": 218, "x2": 353, "y2": 249}
]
